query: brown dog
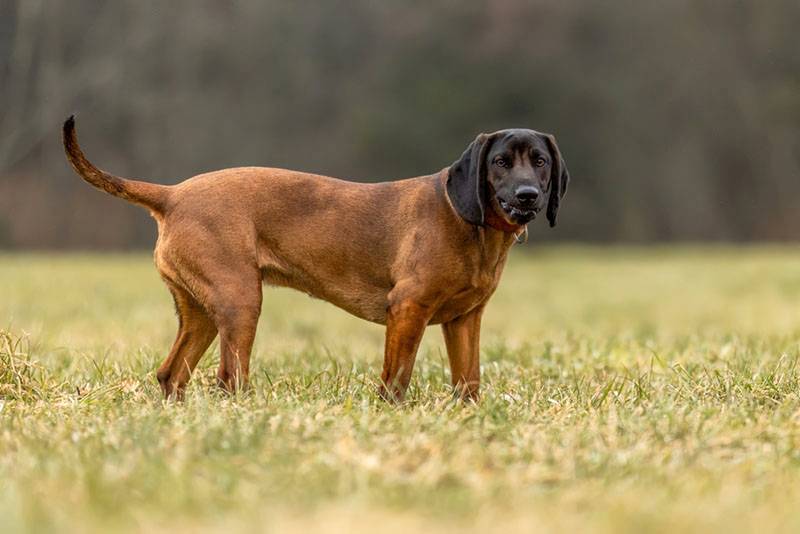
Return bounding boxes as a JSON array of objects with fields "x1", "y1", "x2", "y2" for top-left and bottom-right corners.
[{"x1": 62, "y1": 116, "x2": 568, "y2": 401}]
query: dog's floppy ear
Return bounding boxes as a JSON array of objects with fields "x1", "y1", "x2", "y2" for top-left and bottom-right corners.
[
  {"x1": 543, "y1": 133, "x2": 570, "y2": 228},
  {"x1": 446, "y1": 133, "x2": 496, "y2": 226}
]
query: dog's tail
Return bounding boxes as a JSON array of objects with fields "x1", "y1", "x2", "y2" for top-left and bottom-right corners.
[{"x1": 62, "y1": 115, "x2": 170, "y2": 214}]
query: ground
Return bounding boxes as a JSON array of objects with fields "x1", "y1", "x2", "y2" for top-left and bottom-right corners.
[{"x1": 1, "y1": 246, "x2": 800, "y2": 533}]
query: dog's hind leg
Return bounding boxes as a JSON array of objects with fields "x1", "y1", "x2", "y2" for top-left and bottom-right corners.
[
  {"x1": 156, "y1": 285, "x2": 218, "y2": 400},
  {"x1": 204, "y1": 272, "x2": 263, "y2": 393}
]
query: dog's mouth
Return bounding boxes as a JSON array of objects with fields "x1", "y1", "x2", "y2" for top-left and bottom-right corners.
[{"x1": 498, "y1": 198, "x2": 539, "y2": 224}]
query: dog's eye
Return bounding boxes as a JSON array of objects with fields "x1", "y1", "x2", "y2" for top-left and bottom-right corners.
[
  {"x1": 534, "y1": 157, "x2": 547, "y2": 167},
  {"x1": 494, "y1": 157, "x2": 509, "y2": 168}
]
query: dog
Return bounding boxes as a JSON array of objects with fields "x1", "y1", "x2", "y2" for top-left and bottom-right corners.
[{"x1": 62, "y1": 116, "x2": 568, "y2": 401}]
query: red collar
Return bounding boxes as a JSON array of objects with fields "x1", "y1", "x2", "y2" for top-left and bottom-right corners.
[{"x1": 483, "y1": 207, "x2": 523, "y2": 234}]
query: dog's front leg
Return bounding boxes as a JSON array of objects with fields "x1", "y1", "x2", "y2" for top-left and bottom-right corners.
[
  {"x1": 379, "y1": 298, "x2": 432, "y2": 403},
  {"x1": 442, "y1": 306, "x2": 484, "y2": 401}
]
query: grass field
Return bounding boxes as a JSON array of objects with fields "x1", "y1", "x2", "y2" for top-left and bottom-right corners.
[{"x1": 2, "y1": 247, "x2": 800, "y2": 533}]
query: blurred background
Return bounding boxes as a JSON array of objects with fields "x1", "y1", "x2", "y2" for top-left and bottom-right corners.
[{"x1": 0, "y1": 0, "x2": 798, "y2": 249}]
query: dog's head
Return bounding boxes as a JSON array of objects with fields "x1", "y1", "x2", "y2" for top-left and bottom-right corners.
[{"x1": 447, "y1": 129, "x2": 569, "y2": 228}]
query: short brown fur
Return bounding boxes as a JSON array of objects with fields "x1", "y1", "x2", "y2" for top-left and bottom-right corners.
[{"x1": 62, "y1": 117, "x2": 567, "y2": 401}]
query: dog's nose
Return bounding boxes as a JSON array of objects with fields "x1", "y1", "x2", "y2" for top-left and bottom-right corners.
[{"x1": 515, "y1": 185, "x2": 540, "y2": 204}]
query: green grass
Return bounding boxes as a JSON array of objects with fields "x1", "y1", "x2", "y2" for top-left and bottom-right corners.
[{"x1": 2, "y1": 246, "x2": 800, "y2": 533}]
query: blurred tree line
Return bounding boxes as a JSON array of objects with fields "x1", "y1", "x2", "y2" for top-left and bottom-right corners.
[{"x1": 0, "y1": 0, "x2": 798, "y2": 248}]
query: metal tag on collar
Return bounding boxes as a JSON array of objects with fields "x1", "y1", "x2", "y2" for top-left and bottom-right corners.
[{"x1": 514, "y1": 225, "x2": 528, "y2": 244}]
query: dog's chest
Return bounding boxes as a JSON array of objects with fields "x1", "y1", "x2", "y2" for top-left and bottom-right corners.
[{"x1": 430, "y1": 269, "x2": 502, "y2": 324}]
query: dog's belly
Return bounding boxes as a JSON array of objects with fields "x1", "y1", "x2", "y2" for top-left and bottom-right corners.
[
  {"x1": 261, "y1": 260, "x2": 497, "y2": 327},
  {"x1": 260, "y1": 263, "x2": 391, "y2": 324}
]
